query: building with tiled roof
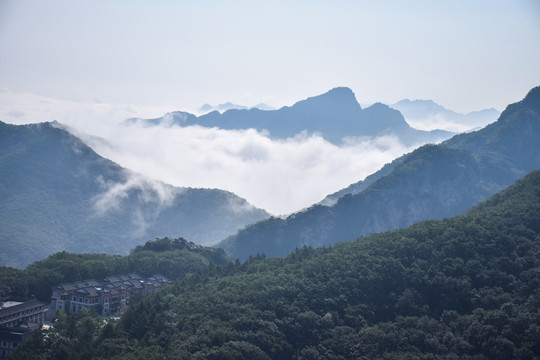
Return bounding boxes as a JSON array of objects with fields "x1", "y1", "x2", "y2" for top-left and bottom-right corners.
[{"x1": 50, "y1": 274, "x2": 171, "y2": 316}]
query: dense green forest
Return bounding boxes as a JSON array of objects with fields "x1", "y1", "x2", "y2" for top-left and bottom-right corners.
[
  {"x1": 10, "y1": 170, "x2": 540, "y2": 359},
  {"x1": 0, "y1": 237, "x2": 230, "y2": 302}
]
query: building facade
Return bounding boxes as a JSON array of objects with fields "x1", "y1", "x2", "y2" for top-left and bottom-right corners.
[
  {"x1": 0, "y1": 299, "x2": 46, "y2": 329},
  {"x1": 50, "y1": 273, "x2": 170, "y2": 316},
  {"x1": 0, "y1": 298, "x2": 46, "y2": 359},
  {"x1": 0, "y1": 327, "x2": 34, "y2": 359}
]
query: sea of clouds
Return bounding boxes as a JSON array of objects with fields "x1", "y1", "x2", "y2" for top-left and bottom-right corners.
[{"x1": 1, "y1": 89, "x2": 443, "y2": 215}]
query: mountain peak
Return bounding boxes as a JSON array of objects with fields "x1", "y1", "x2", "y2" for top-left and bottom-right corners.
[
  {"x1": 325, "y1": 86, "x2": 355, "y2": 97},
  {"x1": 393, "y1": 99, "x2": 444, "y2": 111},
  {"x1": 521, "y1": 86, "x2": 540, "y2": 111},
  {"x1": 491, "y1": 85, "x2": 540, "y2": 123},
  {"x1": 294, "y1": 87, "x2": 361, "y2": 112},
  {"x1": 366, "y1": 102, "x2": 391, "y2": 110},
  {"x1": 318, "y1": 86, "x2": 358, "y2": 103}
]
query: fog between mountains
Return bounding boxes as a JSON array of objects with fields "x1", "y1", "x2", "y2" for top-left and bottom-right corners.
[
  {"x1": 1, "y1": 91, "x2": 423, "y2": 215},
  {"x1": 85, "y1": 122, "x2": 415, "y2": 215}
]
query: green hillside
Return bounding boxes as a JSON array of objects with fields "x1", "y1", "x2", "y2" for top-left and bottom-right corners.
[
  {"x1": 12, "y1": 170, "x2": 540, "y2": 359},
  {"x1": 0, "y1": 237, "x2": 231, "y2": 302},
  {"x1": 0, "y1": 121, "x2": 269, "y2": 268}
]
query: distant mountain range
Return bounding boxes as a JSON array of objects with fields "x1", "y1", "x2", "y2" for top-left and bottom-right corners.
[
  {"x1": 218, "y1": 86, "x2": 540, "y2": 261},
  {"x1": 391, "y1": 99, "x2": 500, "y2": 131},
  {"x1": 199, "y1": 102, "x2": 274, "y2": 113},
  {"x1": 127, "y1": 87, "x2": 455, "y2": 146},
  {"x1": 0, "y1": 121, "x2": 269, "y2": 268}
]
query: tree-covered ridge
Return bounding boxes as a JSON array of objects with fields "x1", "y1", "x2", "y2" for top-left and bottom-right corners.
[
  {"x1": 12, "y1": 170, "x2": 540, "y2": 359},
  {"x1": 0, "y1": 237, "x2": 230, "y2": 302}
]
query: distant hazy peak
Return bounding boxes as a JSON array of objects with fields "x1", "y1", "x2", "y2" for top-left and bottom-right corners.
[
  {"x1": 253, "y1": 103, "x2": 275, "y2": 111},
  {"x1": 364, "y1": 102, "x2": 409, "y2": 121},
  {"x1": 392, "y1": 99, "x2": 500, "y2": 117},
  {"x1": 393, "y1": 99, "x2": 444, "y2": 111},
  {"x1": 391, "y1": 98, "x2": 501, "y2": 132},
  {"x1": 199, "y1": 104, "x2": 213, "y2": 112},
  {"x1": 199, "y1": 102, "x2": 274, "y2": 113},
  {"x1": 362, "y1": 102, "x2": 410, "y2": 130},
  {"x1": 364, "y1": 102, "x2": 394, "y2": 111}
]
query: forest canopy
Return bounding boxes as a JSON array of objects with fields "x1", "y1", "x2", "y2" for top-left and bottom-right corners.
[
  {"x1": 9, "y1": 170, "x2": 540, "y2": 359},
  {"x1": 0, "y1": 237, "x2": 230, "y2": 302}
]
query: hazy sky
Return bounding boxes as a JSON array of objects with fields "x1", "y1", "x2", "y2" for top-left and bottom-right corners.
[
  {"x1": 1, "y1": 1, "x2": 540, "y2": 215},
  {"x1": 1, "y1": 0, "x2": 539, "y2": 112}
]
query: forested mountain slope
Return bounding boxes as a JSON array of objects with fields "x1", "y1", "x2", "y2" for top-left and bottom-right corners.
[
  {"x1": 0, "y1": 121, "x2": 269, "y2": 268},
  {"x1": 219, "y1": 86, "x2": 540, "y2": 261},
  {"x1": 13, "y1": 169, "x2": 540, "y2": 359},
  {"x1": 0, "y1": 237, "x2": 231, "y2": 301}
]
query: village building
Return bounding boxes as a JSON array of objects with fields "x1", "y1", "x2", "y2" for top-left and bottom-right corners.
[
  {"x1": 50, "y1": 273, "x2": 170, "y2": 316},
  {"x1": 0, "y1": 298, "x2": 47, "y2": 358},
  {"x1": 0, "y1": 298, "x2": 46, "y2": 329},
  {"x1": 0, "y1": 326, "x2": 34, "y2": 359}
]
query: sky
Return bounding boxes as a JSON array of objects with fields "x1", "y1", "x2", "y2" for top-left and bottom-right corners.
[{"x1": 1, "y1": 0, "x2": 540, "y2": 215}]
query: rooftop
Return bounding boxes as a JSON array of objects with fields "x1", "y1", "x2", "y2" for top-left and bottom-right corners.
[
  {"x1": 0, "y1": 299, "x2": 45, "y2": 318},
  {"x1": 0, "y1": 301, "x2": 24, "y2": 310},
  {"x1": 52, "y1": 273, "x2": 171, "y2": 297}
]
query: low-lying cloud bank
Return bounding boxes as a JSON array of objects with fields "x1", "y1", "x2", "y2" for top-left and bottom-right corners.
[
  {"x1": 1, "y1": 90, "x2": 432, "y2": 215},
  {"x1": 93, "y1": 124, "x2": 413, "y2": 215}
]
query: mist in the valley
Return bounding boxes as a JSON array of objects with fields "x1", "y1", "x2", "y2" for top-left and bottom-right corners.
[{"x1": 2, "y1": 90, "x2": 452, "y2": 215}]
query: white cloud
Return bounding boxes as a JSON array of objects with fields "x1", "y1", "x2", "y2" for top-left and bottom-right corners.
[
  {"x1": 0, "y1": 90, "x2": 416, "y2": 215},
  {"x1": 91, "y1": 171, "x2": 183, "y2": 237},
  {"x1": 403, "y1": 114, "x2": 478, "y2": 133},
  {"x1": 85, "y1": 123, "x2": 413, "y2": 215},
  {"x1": 92, "y1": 172, "x2": 180, "y2": 215}
]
